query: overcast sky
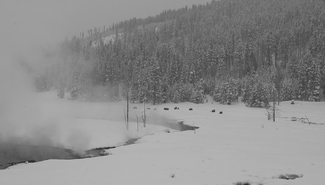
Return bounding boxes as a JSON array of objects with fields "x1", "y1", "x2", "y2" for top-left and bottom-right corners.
[{"x1": 1, "y1": 0, "x2": 210, "y2": 56}]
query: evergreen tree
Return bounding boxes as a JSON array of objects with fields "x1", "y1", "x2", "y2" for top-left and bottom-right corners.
[
  {"x1": 281, "y1": 78, "x2": 299, "y2": 101},
  {"x1": 70, "y1": 72, "x2": 78, "y2": 100},
  {"x1": 213, "y1": 79, "x2": 238, "y2": 105},
  {"x1": 242, "y1": 73, "x2": 270, "y2": 108},
  {"x1": 57, "y1": 78, "x2": 65, "y2": 99},
  {"x1": 298, "y1": 55, "x2": 321, "y2": 101},
  {"x1": 147, "y1": 58, "x2": 162, "y2": 105}
]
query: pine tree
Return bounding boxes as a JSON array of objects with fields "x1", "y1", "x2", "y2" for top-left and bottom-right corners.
[
  {"x1": 298, "y1": 55, "x2": 321, "y2": 101},
  {"x1": 281, "y1": 78, "x2": 299, "y2": 101},
  {"x1": 246, "y1": 82, "x2": 270, "y2": 107},
  {"x1": 213, "y1": 79, "x2": 237, "y2": 104},
  {"x1": 242, "y1": 73, "x2": 270, "y2": 108},
  {"x1": 148, "y1": 63, "x2": 162, "y2": 105},
  {"x1": 70, "y1": 72, "x2": 78, "y2": 100},
  {"x1": 271, "y1": 61, "x2": 284, "y2": 105},
  {"x1": 321, "y1": 65, "x2": 325, "y2": 97},
  {"x1": 57, "y1": 78, "x2": 65, "y2": 99}
]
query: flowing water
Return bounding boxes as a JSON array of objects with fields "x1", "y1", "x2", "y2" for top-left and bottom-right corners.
[{"x1": 0, "y1": 121, "x2": 198, "y2": 169}]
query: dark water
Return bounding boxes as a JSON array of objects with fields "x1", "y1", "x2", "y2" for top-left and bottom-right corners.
[
  {"x1": 0, "y1": 143, "x2": 78, "y2": 169},
  {"x1": 0, "y1": 144, "x2": 114, "y2": 169},
  {"x1": 0, "y1": 121, "x2": 198, "y2": 169},
  {"x1": 176, "y1": 121, "x2": 199, "y2": 131}
]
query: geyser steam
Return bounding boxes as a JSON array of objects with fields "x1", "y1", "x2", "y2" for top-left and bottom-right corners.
[{"x1": 0, "y1": 52, "x2": 90, "y2": 167}]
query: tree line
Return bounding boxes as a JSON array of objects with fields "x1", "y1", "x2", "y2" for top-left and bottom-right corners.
[{"x1": 36, "y1": 0, "x2": 325, "y2": 106}]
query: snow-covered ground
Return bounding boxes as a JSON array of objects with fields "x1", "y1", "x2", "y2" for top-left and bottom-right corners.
[{"x1": 0, "y1": 91, "x2": 324, "y2": 185}]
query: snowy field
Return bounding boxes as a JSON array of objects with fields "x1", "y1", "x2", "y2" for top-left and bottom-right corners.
[{"x1": 0, "y1": 91, "x2": 325, "y2": 185}]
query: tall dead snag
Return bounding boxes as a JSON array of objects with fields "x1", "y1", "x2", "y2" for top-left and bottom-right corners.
[
  {"x1": 273, "y1": 87, "x2": 276, "y2": 122},
  {"x1": 126, "y1": 88, "x2": 129, "y2": 130},
  {"x1": 272, "y1": 60, "x2": 284, "y2": 105},
  {"x1": 142, "y1": 94, "x2": 147, "y2": 128},
  {"x1": 269, "y1": 59, "x2": 284, "y2": 122},
  {"x1": 266, "y1": 86, "x2": 281, "y2": 122}
]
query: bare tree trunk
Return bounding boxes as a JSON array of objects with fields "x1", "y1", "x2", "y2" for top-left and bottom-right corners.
[
  {"x1": 277, "y1": 90, "x2": 280, "y2": 105},
  {"x1": 273, "y1": 99, "x2": 276, "y2": 122},
  {"x1": 272, "y1": 88, "x2": 276, "y2": 122},
  {"x1": 143, "y1": 94, "x2": 146, "y2": 128},
  {"x1": 126, "y1": 88, "x2": 129, "y2": 130},
  {"x1": 136, "y1": 115, "x2": 139, "y2": 132}
]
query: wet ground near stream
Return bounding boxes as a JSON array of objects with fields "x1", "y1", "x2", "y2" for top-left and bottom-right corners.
[{"x1": 0, "y1": 121, "x2": 198, "y2": 169}]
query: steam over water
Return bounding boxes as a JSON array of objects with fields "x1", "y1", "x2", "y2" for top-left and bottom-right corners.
[
  {"x1": 0, "y1": 53, "x2": 90, "y2": 168},
  {"x1": 0, "y1": 53, "x2": 198, "y2": 169}
]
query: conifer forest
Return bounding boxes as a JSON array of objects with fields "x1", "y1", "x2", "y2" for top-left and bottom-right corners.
[{"x1": 37, "y1": 0, "x2": 325, "y2": 107}]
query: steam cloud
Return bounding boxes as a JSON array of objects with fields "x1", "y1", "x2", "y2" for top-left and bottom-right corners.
[{"x1": 0, "y1": 52, "x2": 90, "y2": 163}]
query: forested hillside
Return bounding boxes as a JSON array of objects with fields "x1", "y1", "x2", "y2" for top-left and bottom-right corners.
[{"x1": 36, "y1": 0, "x2": 325, "y2": 106}]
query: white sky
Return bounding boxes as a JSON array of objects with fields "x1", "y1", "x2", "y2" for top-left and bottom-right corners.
[{"x1": 0, "y1": 0, "x2": 210, "y2": 56}]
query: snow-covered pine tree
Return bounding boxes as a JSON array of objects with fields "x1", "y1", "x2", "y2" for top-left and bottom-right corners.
[
  {"x1": 281, "y1": 78, "x2": 298, "y2": 101},
  {"x1": 190, "y1": 89, "x2": 204, "y2": 104},
  {"x1": 179, "y1": 83, "x2": 193, "y2": 102},
  {"x1": 160, "y1": 76, "x2": 169, "y2": 103},
  {"x1": 213, "y1": 79, "x2": 237, "y2": 105},
  {"x1": 242, "y1": 72, "x2": 270, "y2": 108},
  {"x1": 57, "y1": 77, "x2": 65, "y2": 99},
  {"x1": 148, "y1": 64, "x2": 162, "y2": 105},
  {"x1": 246, "y1": 81, "x2": 270, "y2": 107},
  {"x1": 70, "y1": 72, "x2": 78, "y2": 100},
  {"x1": 298, "y1": 55, "x2": 321, "y2": 101}
]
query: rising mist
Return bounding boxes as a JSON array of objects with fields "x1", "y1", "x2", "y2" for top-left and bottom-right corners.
[{"x1": 0, "y1": 50, "x2": 91, "y2": 160}]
